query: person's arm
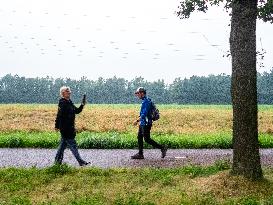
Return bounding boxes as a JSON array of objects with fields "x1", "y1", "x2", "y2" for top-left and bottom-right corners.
[
  {"x1": 74, "y1": 94, "x2": 86, "y2": 114},
  {"x1": 55, "y1": 100, "x2": 68, "y2": 129},
  {"x1": 55, "y1": 105, "x2": 61, "y2": 130},
  {"x1": 55, "y1": 100, "x2": 69, "y2": 129},
  {"x1": 140, "y1": 100, "x2": 150, "y2": 126},
  {"x1": 133, "y1": 116, "x2": 141, "y2": 126},
  {"x1": 74, "y1": 104, "x2": 84, "y2": 114}
]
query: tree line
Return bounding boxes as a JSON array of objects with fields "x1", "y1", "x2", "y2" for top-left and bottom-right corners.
[{"x1": 0, "y1": 71, "x2": 273, "y2": 104}]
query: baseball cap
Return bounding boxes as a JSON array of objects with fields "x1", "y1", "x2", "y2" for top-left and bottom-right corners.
[{"x1": 135, "y1": 87, "x2": 146, "y2": 94}]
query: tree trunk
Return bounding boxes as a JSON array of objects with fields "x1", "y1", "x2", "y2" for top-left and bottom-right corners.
[{"x1": 230, "y1": 0, "x2": 263, "y2": 179}]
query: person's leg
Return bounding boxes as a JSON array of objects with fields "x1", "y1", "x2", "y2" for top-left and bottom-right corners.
[
  {"x1": 143, "y1": 125, "x2": 167, "y2": 158},
  {"x1": 137, "y1": 125, "x2": 144, "y2": 155},
  {"x1": 131, "y1": 126, "x2": 145, "y2": 159},
  {"x1": 55, "y1": 137, "x2": 67, "y2": 164},
  {"x1": 66, "y1": 138, "x2": 88, "y2": 165},
  {"x1": 143, "y1": 125, "x2": 163, "y2": 149}
]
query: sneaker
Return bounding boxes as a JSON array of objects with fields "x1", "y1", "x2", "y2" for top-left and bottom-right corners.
[
  {"x1": 161, "y1": 146, "x2": 167, "y2": 158},
  {"x1": 79, "y1": 161, "x2": 91, "y2": 166},
  {"x1": 131, "y1": 153, "x2": 144, "y2": 159}
]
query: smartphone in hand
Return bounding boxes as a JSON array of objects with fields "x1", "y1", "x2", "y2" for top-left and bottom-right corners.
[{"x1": 82, "y1": 93, "x2": 87, "y2": 105}]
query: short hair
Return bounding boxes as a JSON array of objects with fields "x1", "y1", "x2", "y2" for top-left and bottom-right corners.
[{"x1": 60, "y1": 86, "x2": 71, "y2": 97}]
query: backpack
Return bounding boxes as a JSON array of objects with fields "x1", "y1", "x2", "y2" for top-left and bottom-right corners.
[{"x1": 150, "y1": 100, "x2": 160, "y2": 121}]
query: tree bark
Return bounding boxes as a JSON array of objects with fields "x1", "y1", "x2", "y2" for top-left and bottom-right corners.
[{"x1": 230, "y1": 0, "x2": 263, "y2": 179}]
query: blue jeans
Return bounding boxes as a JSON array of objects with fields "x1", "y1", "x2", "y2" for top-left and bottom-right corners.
[{"x1": 55, "y1": 137, "x2": 85, "y2": 165}]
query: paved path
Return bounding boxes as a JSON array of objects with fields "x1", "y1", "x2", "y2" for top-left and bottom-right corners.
[{"x1": 1, "y1": 148, "x2": 273, "y2": 168}]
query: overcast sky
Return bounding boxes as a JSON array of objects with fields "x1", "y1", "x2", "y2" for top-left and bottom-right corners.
[{"x1": 0, "y1": 0, "x2": 272, "y2": 83}]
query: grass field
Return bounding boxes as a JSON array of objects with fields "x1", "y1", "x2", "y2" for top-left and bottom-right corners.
[
  {"x1": 1, "y1": 162, "x2": 273, "y2": 205},
  {"x1": 1, "y1": 104, "x2": 273, "y2": 148},
  {"x1": 0, "y1": 104, "x2": 236, "y2": 134},
  {"x1": 2, "y1": 105, "x2": 273, "y2": 204}
]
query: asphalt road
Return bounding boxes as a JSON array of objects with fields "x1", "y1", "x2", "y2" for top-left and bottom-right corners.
[{"x1": 1, "y1": 148, "x2": 273, "y2": 168}]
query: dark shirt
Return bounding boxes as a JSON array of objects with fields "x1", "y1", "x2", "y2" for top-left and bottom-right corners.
[
  {"x1": 140, "y1": 96, "x2": 152, "y2": 126},
  {"x1": 55, "y1": 98, "x2": 83, "y2": 138}
]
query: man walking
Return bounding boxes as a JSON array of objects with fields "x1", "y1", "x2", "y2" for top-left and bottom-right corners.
[
  {"x1": 131, "y1": 87, "x2": 167, "y2": 159},
  {"x1": 54, "y1": 86, "x2": 90, "y2": 166}
]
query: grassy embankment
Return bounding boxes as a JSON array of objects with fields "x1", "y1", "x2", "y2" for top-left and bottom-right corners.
[
  {"x1": 1, "y1": 104, "x2": 273, "y2": 148},
  {"x1": 2, "y1": 162, "x2": 273, "y2": 204}
]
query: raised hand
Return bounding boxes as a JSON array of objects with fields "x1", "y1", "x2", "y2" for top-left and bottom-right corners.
[{"x1": 81, "y1": 94, "x2": 87, "y2": 105}]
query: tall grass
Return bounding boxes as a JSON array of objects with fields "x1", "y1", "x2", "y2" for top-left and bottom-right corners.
[
  {"x1": 1, "y1": 104, "x2": 273, "y2": 134},
  {"x1": 1, "y1": 104, "x2": 273, "y2": 149},
  {"x1": 0, "y1": 104, "x2": 234, "y2": 134}
]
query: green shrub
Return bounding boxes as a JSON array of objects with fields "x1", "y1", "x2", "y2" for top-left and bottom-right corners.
[{"x1": 1, "y1": 131, "x2": 273, "y2": 149}]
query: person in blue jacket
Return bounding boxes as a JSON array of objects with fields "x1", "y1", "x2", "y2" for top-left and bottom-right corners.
[{"x1": 131, "y1": 87, "x2": 167, "y2": 159}]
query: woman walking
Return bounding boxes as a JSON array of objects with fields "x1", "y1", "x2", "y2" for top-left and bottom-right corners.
[{"x1": 54, "y1": 86, "x2": 90, "y2": 166}]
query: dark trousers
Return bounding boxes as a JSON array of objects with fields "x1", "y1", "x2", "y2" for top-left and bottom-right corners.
[
  {"x1": 55, "y1": 137, "x2": 85, "y2": 165},
  {"x1": 138, "y1": 125, "x2": 163, "y2": 155}
]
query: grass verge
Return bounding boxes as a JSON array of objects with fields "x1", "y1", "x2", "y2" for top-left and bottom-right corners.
[
  {"x1": 1, "y1": 131, "x2": 273, "y2": 149},
  {"x1": 1, "y1": 162, "x2": 273, "y2": 204}
]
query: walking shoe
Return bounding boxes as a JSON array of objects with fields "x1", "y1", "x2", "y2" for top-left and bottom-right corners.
[
  {"x1": 79, "y1": 161, "x2": 91, "y2": 166},
  {"x1": 131, "y1": 153, "x2": 144, "y2": 159},
  {"x1": 161, "y1": 146, "x2": 167, "y2": 158}
]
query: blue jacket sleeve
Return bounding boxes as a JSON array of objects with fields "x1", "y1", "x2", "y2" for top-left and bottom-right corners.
[{"x1": 140, "y1": 99, "x2": 151, "y2": 126}]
